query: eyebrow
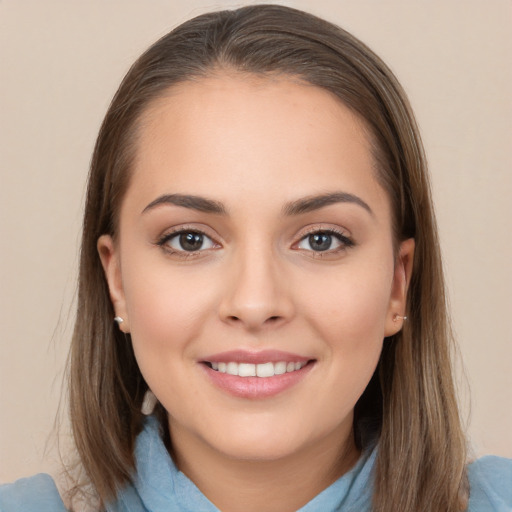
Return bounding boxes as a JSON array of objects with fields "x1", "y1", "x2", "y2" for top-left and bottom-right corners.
[
  {"x1": 142, "y1": 194, "x2": 227, "y2": 215},
  {"x1": 142, "y1": 191, "x2": 373, "y2": 217},
  {"x1": 282, "y1": 192, "x2": 373, "y2": 217}
]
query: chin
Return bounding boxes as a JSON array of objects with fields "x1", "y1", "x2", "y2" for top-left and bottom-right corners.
[
  {"x1": 201, "y1": 415, "x2": 334, "y2": 463},
  {"x1": 213, "y1": 433, "x2": 307, "y2": 462}
]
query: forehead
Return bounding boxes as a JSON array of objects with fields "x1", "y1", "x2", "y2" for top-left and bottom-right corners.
[{"x1": 126, "y1": 72, "x2": 389, "y2": 219}]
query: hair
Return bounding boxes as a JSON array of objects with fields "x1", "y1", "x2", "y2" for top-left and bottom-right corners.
[{"x1": 68, "y1": 5, "x2": 468, "y2": 511}]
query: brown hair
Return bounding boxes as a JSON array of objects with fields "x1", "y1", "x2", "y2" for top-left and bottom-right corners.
[{"x1": 69, "y1": 5, "x2": 468, "y2": 511}]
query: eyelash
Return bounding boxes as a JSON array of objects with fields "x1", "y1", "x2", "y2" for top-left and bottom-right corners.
[
  {"x1": 295, "y1": 227, "x2": 354, "y2": 255},
  {"x1": 155, "y1": 227, "x2": 354, "y2": 258},
  {"x1": 156, "y1": 227, "x2": 218, "y2": 258}
]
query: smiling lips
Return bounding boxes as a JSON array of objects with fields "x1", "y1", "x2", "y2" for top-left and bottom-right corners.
[
  {"x1": 210, "y1": 361, "x2": 307, "y2": 377},
  {"x1": 202, "y1": 350, "x2": 314, "y2": 398}
]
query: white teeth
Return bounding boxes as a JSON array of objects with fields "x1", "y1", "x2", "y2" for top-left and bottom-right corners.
[
  {"x1": 226, "y1": 362, "x2": 238, "y2": 376},
  {"x1": 274, "y1": 361, "x2": 287, "y2": 375},
  {"x1": 210, "y1": 361, "x2": 306, "y2": 377},
  {"x1": 238, "y1": 363, "x2": 256, "y2": 377},
  {"x1": 256, "y1": 362, "x2": 274, "y2": 377}
]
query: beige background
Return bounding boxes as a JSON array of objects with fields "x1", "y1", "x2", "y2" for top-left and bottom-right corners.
[{"x1": 1, "y1": 0, "x2": 511, "y2": 483}]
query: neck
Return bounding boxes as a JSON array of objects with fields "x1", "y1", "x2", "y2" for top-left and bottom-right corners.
[{"x1": 169, "y1": 421, "x2": 360, "y2": 512}]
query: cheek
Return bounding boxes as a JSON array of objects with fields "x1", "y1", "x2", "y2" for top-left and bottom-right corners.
[
  {"x1": 121, "y1": 257, "x2": 218, "y2": 373},
  {"x1": 294, "y1": 257, "x2": 393, "y2": 403},
  {"x1": 298, "y1": 259, "x2": 394, "y2": 344}
]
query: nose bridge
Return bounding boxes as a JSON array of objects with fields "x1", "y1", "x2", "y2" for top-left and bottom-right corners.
[{"x1": 219, "y1": 235, "x2": 293, "y2": 329}]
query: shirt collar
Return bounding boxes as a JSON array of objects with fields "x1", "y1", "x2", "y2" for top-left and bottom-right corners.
[{"x1": 121, "y1": 415, "x2": 376, "y2": 512}]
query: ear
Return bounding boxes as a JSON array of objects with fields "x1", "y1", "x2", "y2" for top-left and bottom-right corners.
[
  {"x1": 384, "y1": 238, "x2": 415, "y2": 336},
  {"x1": 97, "y1": 234, "x2": 130, "y2": 333}
]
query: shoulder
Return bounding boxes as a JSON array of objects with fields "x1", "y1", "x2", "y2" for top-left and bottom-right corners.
[
  {"x1": 0, "y1": 474, "x2": 67, "y2": 512},
  {"x1": 467, "y1": 455, "x2": 512, "y2": 511}
]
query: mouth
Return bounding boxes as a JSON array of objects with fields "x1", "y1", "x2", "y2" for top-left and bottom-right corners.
[
  {"x1": 200, "y1": 351, "x2": 316, "y2": 398},
  {"x1": 204, "y1": 360, "x2": 310, "y2": 377}
]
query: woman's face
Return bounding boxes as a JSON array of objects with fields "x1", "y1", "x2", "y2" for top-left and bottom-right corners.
[{"x1": 99, "y1": 73, "x2": 413, "y2": 464}]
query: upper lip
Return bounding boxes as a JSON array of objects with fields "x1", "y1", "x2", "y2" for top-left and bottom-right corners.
[{"x1": 201, "y1": 350, "x2": 311, "y2": 364}]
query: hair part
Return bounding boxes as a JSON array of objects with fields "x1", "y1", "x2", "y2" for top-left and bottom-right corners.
[{"x1": 69, "y1": 5, "x2": 468, "y2": 510}]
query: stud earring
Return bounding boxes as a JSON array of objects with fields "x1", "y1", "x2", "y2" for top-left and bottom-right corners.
[
  {"x1": 114, "y1": 316, "x2": 124, "y2": 324},
  {"x1": 393, "y1": 314, "x2": 408, "y2": 322}
]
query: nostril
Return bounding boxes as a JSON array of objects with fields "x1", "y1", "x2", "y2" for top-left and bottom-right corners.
[{"x1": 225, "y1": 314, "x2": 281, "y2": 326}]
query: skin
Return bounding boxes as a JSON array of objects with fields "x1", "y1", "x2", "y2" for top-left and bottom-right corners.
[{"x1": 98, "y1": 73, "x2": 414, "y2": 512}]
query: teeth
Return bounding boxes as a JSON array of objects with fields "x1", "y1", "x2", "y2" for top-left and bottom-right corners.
[
  {"x1": 226, "y1": 362, "x2": 238, "y2": 375},
  {"x1": 256, "y1": 362, "x2": 274, "y2": 377},
  {"x1": 274, "y1": 362, "x2": 287, "y2": 375},
  {"x1": 210, "y1": 361, "x2": 306, "y2": 377},
  {"x1": 238, "y1": 363, "x2": 256, "y2": 377}
]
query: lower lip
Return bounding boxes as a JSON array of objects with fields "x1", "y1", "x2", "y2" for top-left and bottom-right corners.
[{"x1": 201, "y1": 362, "x2": 314, "y2": 399}]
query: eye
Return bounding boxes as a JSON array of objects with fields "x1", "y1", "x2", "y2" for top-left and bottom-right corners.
[
  {"x1": 296, "y1": 230, "x2": 353, "y2": 252},
  {"x1": 158, "y1": 230, "x2": 217, "y2": 253}
]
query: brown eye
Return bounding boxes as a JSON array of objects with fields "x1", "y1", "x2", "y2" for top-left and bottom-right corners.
[
  {"x1": 179, "y1": 232, "x2": 205, "y2": 251},
  {"x1": 162, "y1": 231, "x2": 216, "y2": 252},
  {"x1": 296, "y1": 230, "x2": 354, "y2": 253}
]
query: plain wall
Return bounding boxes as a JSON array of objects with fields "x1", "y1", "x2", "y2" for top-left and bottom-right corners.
[{"x1": 1, "y1": 0, "x2": 511, "y2": 483}]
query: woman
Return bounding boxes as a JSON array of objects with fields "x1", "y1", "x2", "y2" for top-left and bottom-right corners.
[{"x1": 1, "y1": 5, "x2": 510, "y2": 512}]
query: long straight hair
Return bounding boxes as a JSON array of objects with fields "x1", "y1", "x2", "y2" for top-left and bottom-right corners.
[{"x1": 69, "y1": 5, "x2": 468, "y2": 511}]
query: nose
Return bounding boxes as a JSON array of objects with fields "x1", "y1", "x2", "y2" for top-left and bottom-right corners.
[{"x1": 218, "y1": 244, "x2": 295, "y2": 332}]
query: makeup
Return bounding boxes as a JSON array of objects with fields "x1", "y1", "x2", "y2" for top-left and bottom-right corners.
[{"x1": 201, "y1": 350, "x2": 314, "y2": 399}]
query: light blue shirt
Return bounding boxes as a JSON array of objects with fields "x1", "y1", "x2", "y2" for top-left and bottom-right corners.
[{"x1": 1, "y1": 416, "x2": 511, "y2": 511}]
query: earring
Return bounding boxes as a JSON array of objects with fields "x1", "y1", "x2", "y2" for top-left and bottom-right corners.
[
  {"x1": 114, "y1": 316, "x2": 124, "y2": 324},
  {"x1": 393, "y1": 314, "x2": 408, "y2": 322},
  {"x1": 141, "y1": 390, "x2": 158, "y2": 416}
]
